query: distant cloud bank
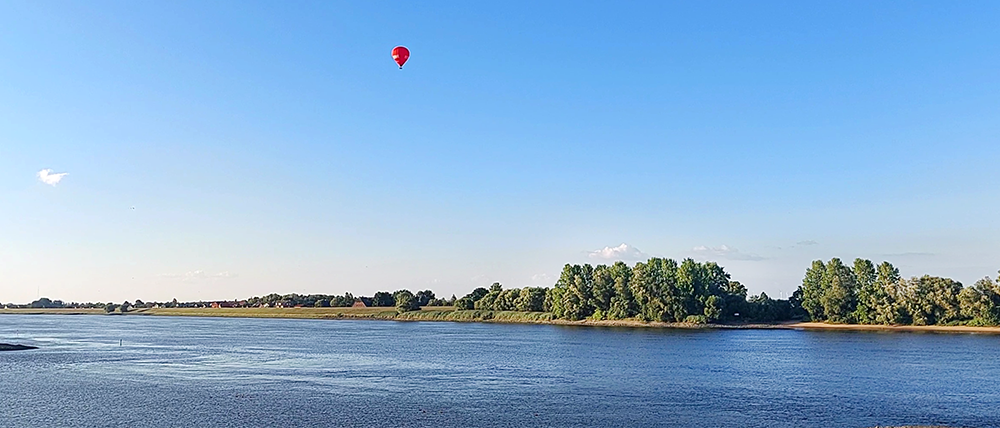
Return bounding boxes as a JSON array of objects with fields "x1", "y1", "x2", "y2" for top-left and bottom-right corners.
[
  {"x1": 880, "y1": 252, "x2": 935, "y2": 258},
  {"x1": 796, "y1": 240, "x2": 819, "y2": 246},
  {"x1": 160, "y1": 270, "x2": 236, "y2": 281},
  {"x1": 37, "y1": 169, "x2": 68, "y2": 186},
  {"x1": 588, "y1": 243, "x2": 648, "y2": 261},
  {"x1": 692, "y1": 245, "x2": 766, "y2": 261}
]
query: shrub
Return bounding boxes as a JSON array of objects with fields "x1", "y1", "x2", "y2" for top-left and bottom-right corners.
[{"x1": 684, "y1": 315, "x2": 708, "y2": 324}]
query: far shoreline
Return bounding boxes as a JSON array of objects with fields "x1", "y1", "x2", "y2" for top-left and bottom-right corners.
[{"x1": 3, "y1": 307, "x2": 1000, "y2": 335}]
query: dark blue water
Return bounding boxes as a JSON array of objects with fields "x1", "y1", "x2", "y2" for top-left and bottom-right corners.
[{"x1": 1, "y1": 315, "x2": 998, "y2": 428}]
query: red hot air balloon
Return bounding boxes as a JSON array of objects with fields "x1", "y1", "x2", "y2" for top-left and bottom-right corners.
[{"x1": 391, "y1": 46, "x2": 410, "y2": 69}]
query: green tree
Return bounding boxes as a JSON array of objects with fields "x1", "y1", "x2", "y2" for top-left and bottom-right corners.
[
  {"x1": 798, "y1": 260, "x2": 827, "y2": 321},
  {"x1": 819, "y1": 258, "x2": 856, "y2": 323},
  {"x1": 851, "y1": 259, "x2": 877, "y2": 324},
  {"x1": 901, "y1": 275, "x2": 962, "y2": 325},
  {"x1": 475, "y1": 284, "x2": 503, "y2": 310},
  {"x1": 415, "y1": 290, "x2": 435, "y2": 307},
  {"x1": 565, "y1": 265, "x2": 596, "y2": 319},
  {"x1": 544, "y1": 286, "x2": 566, "y2": 317},
  {"x1": 466, "y1": 287, "x2": 490, "y2": 302},
  {"x1": 372, "y1": 292, "x2": 394, "y2": 307},
  {"x1": 673, "y1": 259, "x2": 702, "y2": 322},
  {"x1": 591, "y1": 265, "x2": 614, "y2": 315},
  {"x1": 454, "y1": 297, "x2": 474, "y2": 310},
  {"x1": 722, "y1": 280, "x2": 748, "y2": 321},
  {"x1": 789, "y1": 287, "x2": 805, "y2": 319},
  {"x1": 607, "y1": 261, "x2": 637, "y2": 320},
  {"x1": 553, "y1": 264, "x2": 594, "y2": 320},
  {"x1": 703, "y1": 295, "x2": 723, "y2": 322},
  {"x1": 496, "y1": 289, "x2": 519, "y2": 311},
  {"x1": 873, "y1": 262, "x2": 903, "y2": 324},
  {"x1": 515, "y1": 288, "x2": 546, "y2": 312},
  {"x1": 394, "y1": 290, "x2": 420, "y2": 313},
  {"x1": 959, "y1": 273, "x2": 1000, "y2": 325}
]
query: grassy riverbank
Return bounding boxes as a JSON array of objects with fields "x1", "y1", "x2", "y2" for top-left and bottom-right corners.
[{"x1": 4, "y1": 307, "x2": 1000, "y2": 334}]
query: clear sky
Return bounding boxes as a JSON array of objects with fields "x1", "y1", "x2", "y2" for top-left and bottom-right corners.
[{"x1": 2, "y1": 1, "x2": 999, "y2": 303}]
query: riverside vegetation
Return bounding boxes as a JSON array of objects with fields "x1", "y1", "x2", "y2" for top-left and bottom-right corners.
[{"x1": 5, "y1": 258, "x2": 1000, "y2": 328}]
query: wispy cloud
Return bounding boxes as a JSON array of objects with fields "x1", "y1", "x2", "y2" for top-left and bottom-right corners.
[
  {"x1": 531, "y1": 273, "x2": 554, "y2": 286},
  {"x1": 160, "y1": 270, "x2": 236, "y2": 281},
  {"x1": 37, "y1": 169, "x2": 68, "y2": 186},
  {"x1": 796, "y1": 240, "x2": 819, "y2": 246},
  {"x1": 880, "y1": 252, "x2": 935, "y2": 258},
  {"x1": 692, "y1": 245, "x2": 767, "y2": 261},
  {"x1": 588, "y1": 243, "x2": 648, "y2": 261}
]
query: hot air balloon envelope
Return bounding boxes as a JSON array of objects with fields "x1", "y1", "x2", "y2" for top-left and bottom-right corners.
[{"x1": 392, "y1": 46, "x2": 410, "y2": 69}]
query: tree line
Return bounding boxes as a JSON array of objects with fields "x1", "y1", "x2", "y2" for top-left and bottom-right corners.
[
  {"x1": 10, "y1": 257, "x2": 1000, "y2": 326},
  {"x1": 246, "y1": 290, "x2": 456, "y2": 313},
  {"x1": 456, "y1": 259, "x2": 791, "y2": 323},
  {"x1": 795, "y1": 258, "x2": 1000, "y2": 326}
]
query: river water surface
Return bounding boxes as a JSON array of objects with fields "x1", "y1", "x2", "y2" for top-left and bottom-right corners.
[{"x1": 1, "y1": 314, "x2": 998, "y2": 427}]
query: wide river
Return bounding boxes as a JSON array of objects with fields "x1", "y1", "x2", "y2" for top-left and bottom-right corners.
[{"x1": 1, "y1": 315, "x2": 999, "y2": 427}]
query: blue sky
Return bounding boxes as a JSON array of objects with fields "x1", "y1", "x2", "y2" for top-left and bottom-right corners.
[{"x1": 2, "y1": 1, "x2": 999, "y2": 303}]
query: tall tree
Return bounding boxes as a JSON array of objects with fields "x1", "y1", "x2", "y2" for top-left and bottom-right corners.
[
  {"x1": 415, "y1": 290, "x2": 435, "y2": 307},
  {"x1": 515, "y1": 288, "x2": 546, "y2": 312},
  {"x1": 819, "y1": 258, "x2": 857, "y2": 323},
  {"x1": 902, "y1": 276, "x2": 962, "y2": 325},
  {"x1": 959, "y1": 273, "x2": 1000, "y2": 325},
  {"x1": 607, "y1": 261, "x2": 636, "y2": 319},
  {"x1": 372, "y1": 292, "x2": 394, "y2": 307},
  {"x1": 722, "y1": 280, "x2": 748, "y2": 321},
  {"x1": 394, "y1": 290, "x2": 420, "y2": 313},
  {"x1": 798, "y1": 260, "x2": 828, "y2": 321},
  {"x1": 852, "y1": 258, "x2": 878, "y2": 324},
  {"x1": 591, "y1": 265, "x2": 614, "y2": 316},
  {"x1": 675, "y1": 259, "x2": 703, "y2": 321},
  {"x1": 873, "y1": 261, "x2": 903, "y2": 324}
]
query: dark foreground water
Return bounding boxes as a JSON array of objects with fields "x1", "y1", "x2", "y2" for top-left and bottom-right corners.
[{"x1": 1, "y1": 315, "x2": 999, "y2": 428}]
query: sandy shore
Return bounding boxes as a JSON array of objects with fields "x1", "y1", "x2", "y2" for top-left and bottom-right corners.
[{"x1": 787, "y1": 322, "x2": 1000, "y2": 334}]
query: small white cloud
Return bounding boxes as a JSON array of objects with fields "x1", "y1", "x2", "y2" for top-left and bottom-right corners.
[
  {"x1": 588, "y1": 243, "x2": 648, "y2": 261},
  {"x1": 37, "y1": 169, "x2": 68, "y2": 186},
  {"x1": 692, "y1": 245, "x2": 766, "y2": 261},
  {"x1": 531, "y1": 273, "x2": 553, "y2": 285},
  {"x1": 796, "y1": 240, "x2": 819, "y2": 246}
]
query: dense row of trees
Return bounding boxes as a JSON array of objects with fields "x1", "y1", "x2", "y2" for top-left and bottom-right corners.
[
  {"x1": 11, "y1": 258, "x2": 1000, "y2": 327},
  {"x1": 1, "y1": 298, "x2": 159, "y2": 311},
  {"x1": 457, "y1": 259, "x2": 790, "y2": 323},
  {"x1": 796, "y1": 258, "x2": 1000, "y2": 326},
  {"x1": 245, "y1": 290, "x2": 455, "y2": 313},
  {"x1": 2, "y1": 292, "x2": 458, "y2": 314},
  {"x1": 248, "y1": 293, "x2": 360, "y2": 308}
]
